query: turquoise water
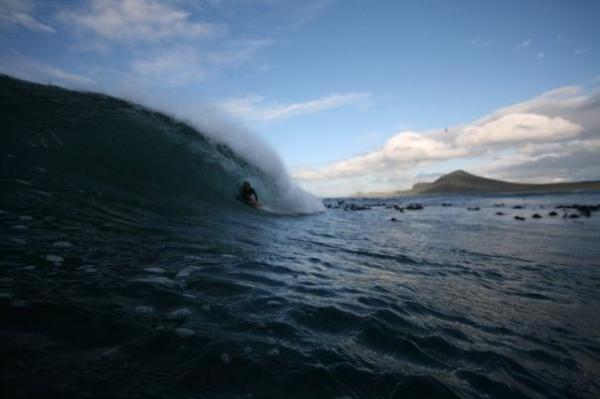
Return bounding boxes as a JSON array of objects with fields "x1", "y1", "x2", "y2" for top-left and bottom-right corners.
[{"x1": 2, "y1": 76, "x2": 600, "y2": 398}]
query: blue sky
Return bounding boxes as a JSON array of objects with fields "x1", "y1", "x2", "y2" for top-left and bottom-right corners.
[{"x1": 1, "y1": 0, "x2": 600, "y2": 196}]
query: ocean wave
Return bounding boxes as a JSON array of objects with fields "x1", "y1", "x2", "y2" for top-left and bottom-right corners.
[{"x1": 0, "y1": 75, "x2": 323, "y2": 215}]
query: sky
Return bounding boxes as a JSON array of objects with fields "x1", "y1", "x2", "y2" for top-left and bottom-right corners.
[{"x1": 1, "y1": 0, "x2": 600, "y2": 197}]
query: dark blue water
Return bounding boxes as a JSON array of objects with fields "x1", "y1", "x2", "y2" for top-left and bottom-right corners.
[{"x1": 2, "y1": 76, "x2": 600, "y2": 398}]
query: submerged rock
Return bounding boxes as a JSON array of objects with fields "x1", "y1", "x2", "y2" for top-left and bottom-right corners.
[
  {"x1": 495, "y1": 212, "x2": 505, "y2": 216},
  {"x1": 514, "y1": 216, "x2": 526, "y2": 221},
  {"x1": 467, "y1": 207, "x2": 480, "y2": 211},
  {"x1": 532, "y1": 213, "x2": 542, "y2": 219},
  {"x1": 406, "y1": 203, "x2": 424, "y2": 210},
  {"x1": 556, "y1": 204, "x2": 600, "y2": 218},
  {"x1": 512, "y1": 205, "x2": 524, "y2": 209},
  {"x1": 548, "y1": 211, "x2": 558, "y2": 217},
  {"x1": 344, "y1": 203, "x2": 370, "y2": 211}
]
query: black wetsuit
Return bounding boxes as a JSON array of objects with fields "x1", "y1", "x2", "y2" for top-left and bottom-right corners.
[{"x1": 241, "y1": 188, "x2": 258, "y2": 203}]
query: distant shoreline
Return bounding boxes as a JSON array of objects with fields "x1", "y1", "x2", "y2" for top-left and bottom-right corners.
[{"x1": 352, "y1": 170, "x2": 600, "y2": 198}]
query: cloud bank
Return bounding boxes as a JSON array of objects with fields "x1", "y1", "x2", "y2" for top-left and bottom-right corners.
[
  {"x1": 294, "y1": 85, "x2": 600, "y2": 196},
  {"x1": 0, "y1": 0, "x2": 55, "y2": 33},
  {"x1": 58, "y1": 0, "x2": 220, "y2": 42},
  {"x1": 221, "y1": 92, "x2": 371, "y2": 122}
]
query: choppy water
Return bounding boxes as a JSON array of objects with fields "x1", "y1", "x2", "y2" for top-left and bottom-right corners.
[{"x1": 2, "y1": 76, "x2": 600, "y2": 398}]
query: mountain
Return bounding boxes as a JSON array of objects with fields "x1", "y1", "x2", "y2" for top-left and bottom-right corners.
[{"x1": 353, "y1": 170, "x2": 600, "y2": 197}]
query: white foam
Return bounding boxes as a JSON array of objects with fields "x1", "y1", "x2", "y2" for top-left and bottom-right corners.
[
  {"x1": 45, "y1": 254, "x2": 64, "y2": 264},
  {"x1": 101, "y1": 348, "x2": 118, "y2": 357},
  {"x1": 0, "y1": 277, "x2": 15, "y2": 285},
  {"x1": 135, "y1": 305, "x2": 155, "y2": 314},
  {"x1": 11, "y1": 225, "x2": 28, "y2": 230},
  {"x1": 49, "y1": 130, "x2": 64, "y2": 146},
  {"x1": 14, "y1": 179, "x2": 32, "y2": 186},
  {"x1": 78, "y1": 265, "x2": 97, "y2": 273},
  {"x1": 32, "y1": 190, "x2": 52, "y2": 197},
  {"x1": 166, "y1": 308, "x2": 192, "y2": 321},
  {"x1": 134, "y1": 276, "x2": 176, "y2": 286},
  {"x1": 176, "y1": 266, "x2": 200, "y2": 278},
  {"x1": 10, "y1": 299, "x2": 29, "y2": 308},
  {"x1": 201, "y1": 304, "x2": 211, "y2": 312},
  {"x1": 267, "y1": 348, "x2": 280, "y2": 356},
  {"x1": 19, "y1": 215, "x2": 33, "y2": 221}
]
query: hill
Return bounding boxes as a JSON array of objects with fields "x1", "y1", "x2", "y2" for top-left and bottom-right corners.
[{"x1": 353, "y1": 170, "x2": 600, "y2": 197}]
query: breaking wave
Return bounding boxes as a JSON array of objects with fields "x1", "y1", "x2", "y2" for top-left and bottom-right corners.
[{"x1": 0, "y1": 75, "x2": 323, "y2": 215}]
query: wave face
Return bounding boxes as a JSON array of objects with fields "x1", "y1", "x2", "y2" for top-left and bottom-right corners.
[{"x1": 0, "y1": 75, "x2": 323, "y2": 215}]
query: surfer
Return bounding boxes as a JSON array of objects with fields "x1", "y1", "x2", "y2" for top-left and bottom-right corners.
[{"x1": 240, "y1": 181, "x2": 260, "y2": 208}]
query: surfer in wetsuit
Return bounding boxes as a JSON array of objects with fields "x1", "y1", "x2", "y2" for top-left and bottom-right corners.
[{"x1": 240, "y1": 181, "x2": 260, "y2": 207}]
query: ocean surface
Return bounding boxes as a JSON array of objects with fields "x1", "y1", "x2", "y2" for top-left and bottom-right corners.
[{"x1": 2, "y1": 76, "x2": 600, "y2": 399}]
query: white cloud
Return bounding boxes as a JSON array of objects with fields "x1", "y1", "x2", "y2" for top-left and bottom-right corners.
[
  {"x1": 131, "y1": 47, "x2": 207, "y2": 86},
  {"x1": 456, "y1": 113, "x2": 582, "y2": 147},
  {"x1": 515, "y1": 38, "x2": 532, "y2": 50},
  {"x1": 59, "y1": 0, "x2": 220, "y2": 43},
  {"x1": 221, "y1": 92, "x2": 371, "y2": 122},
  {"x1": 130, "y1": 39, "x2": 274, "y2": 86},
  {"x1": 469, "y1": 37, "x2": 492, "y2": 48},
  {"x1": 293, "y1": 85, "x2": 600, "y2": 195},
  {"x1": 537, "y1": 52, "x2": 545, "y2": 59},
  {"x1": 574, "y1": 48, "x2": 588, "y2": 55},
  {"x1": 0, "y1": 0, "x2": 54, "y2": 33},
  {"x1": 292, "y1": 0, "x2": 337, "y2": 29},
  {"x1": 294, "y1": 131, "x2": 466, "y2": 181}
]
